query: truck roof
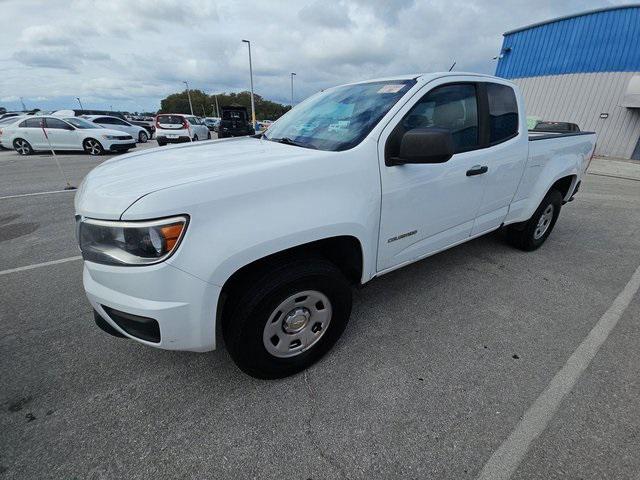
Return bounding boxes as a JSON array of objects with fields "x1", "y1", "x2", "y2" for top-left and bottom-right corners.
[{"x1": 344, "y1": 72, "x2": 512, "y2": 86}]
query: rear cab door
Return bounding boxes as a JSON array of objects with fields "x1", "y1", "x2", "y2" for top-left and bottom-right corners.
[{"x1": 470, "y1": 81, "x2": 528, "y2": 235}]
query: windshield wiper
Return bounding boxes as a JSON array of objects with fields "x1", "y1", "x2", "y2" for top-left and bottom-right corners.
[{"x1": 267, "y1": 137, "x2": 317, "y2": 150}]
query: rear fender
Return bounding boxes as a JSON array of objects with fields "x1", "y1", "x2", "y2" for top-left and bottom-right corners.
[{"x1": 504, "y1": 151, "x2": 579, "y2": 225}]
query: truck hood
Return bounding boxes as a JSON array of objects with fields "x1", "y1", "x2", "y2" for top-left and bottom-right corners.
[{"x1": 74, "y1": 137, "x2": 323, "y2": 219}]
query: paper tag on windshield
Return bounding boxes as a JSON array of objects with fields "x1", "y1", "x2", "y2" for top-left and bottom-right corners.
[{"x1": 377, "y1": 84, "x2": 404, "y2": 94}]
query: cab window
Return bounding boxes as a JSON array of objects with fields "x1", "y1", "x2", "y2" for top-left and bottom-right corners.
[{"x1": 387, "y1": 83, "x2": 479, "y2": 158}]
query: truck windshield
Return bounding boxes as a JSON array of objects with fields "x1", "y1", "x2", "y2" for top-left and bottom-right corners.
[{"x1": 263, "y1": 79, "x2": 416, "y2": 151}]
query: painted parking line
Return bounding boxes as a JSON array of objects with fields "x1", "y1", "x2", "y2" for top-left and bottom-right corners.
[
  {"x1": 477, "y1": 262, "x2": 640, "y2": 480},
  {"x1": 0, "y1": 189, "x2": 76, "y2": 200},
  {"x1": 0, "y1": 256, "x2": 82, "y2": 276}
]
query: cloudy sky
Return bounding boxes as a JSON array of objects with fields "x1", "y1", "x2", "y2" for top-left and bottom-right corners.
[{"x1": 0, "y1": 0, "x2": 626, "y2": 113}]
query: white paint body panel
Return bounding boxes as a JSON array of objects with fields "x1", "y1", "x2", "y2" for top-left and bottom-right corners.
[{"x1": 75, "y1": 72, "x2": 596, "y2": 352}]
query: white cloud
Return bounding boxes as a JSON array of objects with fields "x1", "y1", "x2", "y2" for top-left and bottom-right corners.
[{"x1": 0, "y1": 0, "x2": 628, "y2": 112}]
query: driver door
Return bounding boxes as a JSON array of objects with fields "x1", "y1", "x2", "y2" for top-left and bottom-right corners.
[{"x1": 377, "y1": 80, "x2": 489, "y2": 272}]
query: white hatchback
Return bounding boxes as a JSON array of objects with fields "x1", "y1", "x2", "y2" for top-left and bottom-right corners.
[
  {"x1": 0, "y1": 116, "x2": 136, "y2": 155},
  {"x1": 83, "y1": 115, "x2": 150, "y2": 143},
  {"x1": 155, "y1": 114, "x2": 210, "y2": 146}
]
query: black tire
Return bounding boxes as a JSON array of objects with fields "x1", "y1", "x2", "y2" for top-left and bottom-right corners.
[
  {"x1": 13, "y1": 138, "x2": 33, "y2": 155},
  {"x1": 83, "y1": 138, "x2": 104, "y2": 156},
  {"x1": 138, "y1": 131, "x2": 148, "y2": 143},
  {"x1": 207, "y1": 131, "x2": 211, "y2": 140},
  {"x1": 505, "y1": 189, "x2": 562, "y2": 251},
  {"x1": 223, "y1": 257, "x2": 352, "y2": 379},
  {"x1": 157, "y1": 140, "x2": 166, "y2": 146},
  {"x1": 193, "y1": 135, "x2": 198, "y2": 141}
]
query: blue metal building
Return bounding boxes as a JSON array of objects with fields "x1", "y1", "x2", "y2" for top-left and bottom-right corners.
[{"x1": 495, "y1": 4, "x2": 640, "y2": 159}]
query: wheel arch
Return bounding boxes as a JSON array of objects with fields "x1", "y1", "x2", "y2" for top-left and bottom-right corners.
[
  {"x1": 550, "y1": 174, "x2": 578, "y2": 202},
  {"x1": 216, "y1": 235, "x2": 364, "y2": 339}
]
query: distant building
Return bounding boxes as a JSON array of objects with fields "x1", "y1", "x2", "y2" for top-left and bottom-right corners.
[{"x1": 495, "y1": 5, "x2": 640, "y2": 160}]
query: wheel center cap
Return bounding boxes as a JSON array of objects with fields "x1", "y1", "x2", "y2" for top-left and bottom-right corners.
[{"x1": 283, "y1": 307, "x2": 310, "y2": 333}]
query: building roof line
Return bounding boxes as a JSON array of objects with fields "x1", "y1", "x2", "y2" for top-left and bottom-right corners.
[{"x1": 503, "y1": 3, "x2": 640, "y2": 36}]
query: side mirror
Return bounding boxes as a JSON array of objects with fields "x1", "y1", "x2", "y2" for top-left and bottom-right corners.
[{"x1": 391, "y1": 127, "x2": 454, "y2": 165}]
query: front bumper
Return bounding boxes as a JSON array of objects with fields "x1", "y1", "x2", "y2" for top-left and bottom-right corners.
[
  {"x1": 109, "y1": 142, "x2": 136, "y2": 152},
  {"x1": 83, "y1": 260, "x2": 221, "y2": 352}
]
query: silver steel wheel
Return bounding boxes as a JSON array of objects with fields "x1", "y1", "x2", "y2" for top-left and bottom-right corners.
[
  {"x1": 85, "y1": 139, "x2": 102, "y2": 155},
  {"x1": 263, "y1": 290, "x2": 332, "y2": 358},
  {"x1": 14, "y1": 139, "x2": 31, "y2": 155},
  {"x1": 533, "y1": 204, "x2": 554, "y2": 240},
  {"x1": 139, "y1": 131, "x2": 148, "y2": 143}
]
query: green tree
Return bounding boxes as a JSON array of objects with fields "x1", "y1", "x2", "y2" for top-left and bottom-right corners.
[{"x1": 159, "y1": 90, "x2": 291, "y2": 120}]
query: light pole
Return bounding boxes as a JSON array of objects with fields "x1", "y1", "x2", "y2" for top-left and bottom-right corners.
[
  {"x1": 290, "y1": 72, "x2": 296, "y2": 106},
  {"x1": 183, "y1": 80, "x2": 194, "y2": 115},
  {"x1": 214, "y1": 95, "x2": 220, "y2": 117},
  {"x1": 242, "y1": 39, "x2": 256, "y2": 128},
  {"x1": 76, "y1": 97, "x2": 84, "y2": 111}
]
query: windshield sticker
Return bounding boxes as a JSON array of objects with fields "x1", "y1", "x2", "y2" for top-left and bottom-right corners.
[{"x1": 377, "y1": 84, "x2": 405, "y2": 94}]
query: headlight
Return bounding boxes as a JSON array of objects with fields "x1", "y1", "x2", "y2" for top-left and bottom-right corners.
[{"x1": 78, "y1": 216, "x2": 188, "y2": 266}]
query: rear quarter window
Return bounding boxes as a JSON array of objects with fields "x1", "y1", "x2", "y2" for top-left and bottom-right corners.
[
  {"x1": 487, "y1": 83, "x2": 518, "y2": 144},
  {"x1": 20, "y1": 118, "x2": 44, "y2": 128}
]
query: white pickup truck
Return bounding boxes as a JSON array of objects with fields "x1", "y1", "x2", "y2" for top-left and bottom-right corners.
[{"x1": 75, "y1": 72, "x2": 596, "y2": 378}]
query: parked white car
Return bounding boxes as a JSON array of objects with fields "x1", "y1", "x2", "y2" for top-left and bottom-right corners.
[
  {"x1": 76, "y1": 72, "x2": 596, "y2": 378},
  {"x1": 0, "y1": 116, "x2": 136, "y2": 155},
  {"x1": 155, "y1": 114, "x2": 210, "y2": 146},
  {"x1": 83, "y1": 115, "x2": 150, "y2": 143},
  {"x1": 0, "y1": 116, "x2": 26, "y2": 148}
]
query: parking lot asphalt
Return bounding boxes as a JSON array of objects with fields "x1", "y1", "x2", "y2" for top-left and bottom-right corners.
[{"x1": 1, "y1": 145, "x2": 639, "y2": 479}]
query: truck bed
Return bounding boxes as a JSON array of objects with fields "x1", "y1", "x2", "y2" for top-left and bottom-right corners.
[{"x1": 528, "y1": 130, "x2": 596, "y2": 141}]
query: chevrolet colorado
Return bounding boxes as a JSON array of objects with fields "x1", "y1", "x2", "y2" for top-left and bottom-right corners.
[{"x1": 75, "y1": 72, "x2": 596, "y2": 378}]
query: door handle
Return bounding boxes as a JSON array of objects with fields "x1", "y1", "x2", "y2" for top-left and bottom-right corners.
[{"x1": 466, "y1": 165, "x2": 488, "y2": 176}]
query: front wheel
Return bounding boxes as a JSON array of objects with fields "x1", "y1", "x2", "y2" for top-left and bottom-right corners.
[
  {"x1": 192, "y1": 135, "x2": 198, "y2": 142},
  {"x1": 505, "y1": 189, "x2": 562, "y2": 251},
  {"x1": 13, "y1": 138, "x2": 33, "y2": 155},
  {"x1": 207, "y1": 131, "x2": 211, "y2": 140},
  {"x1": 83, "y1": 138, "x2": 104, "y2": 156},
  {"x1": 138, "y1": 131, "x2": 148, "y2": 143},
  {"x1": 223, "y1": 258, "x2": 352, "y2": 379}
]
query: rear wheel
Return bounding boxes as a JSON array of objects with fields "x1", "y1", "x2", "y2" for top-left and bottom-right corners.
[
  {"x1": 505, "y1": 189, "x2": 562, "y2": 251},
  {"x1": 157, "y1": 139, "x2": 166, "y2": 146},
  {"x1": 207, "y1": 131, "x2": 211, "y2": 140},
  {"x1": 83, "y1": 138, "x2": 104, "y2": 156},
  {"x1": 138, "y1": 131, "x2": 148, "y2": 143},
  {"x1": 13, "y1": 138, "x2": 33, "y2": 155},
  {"x1": 223, "y1": 258, "x2": 352, "y2": 379}
]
